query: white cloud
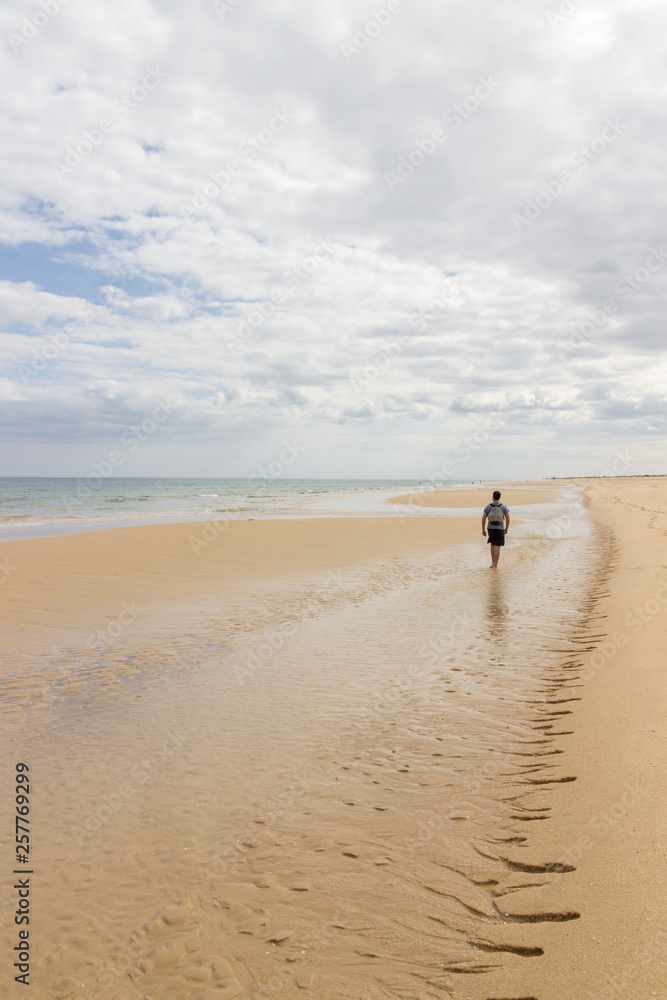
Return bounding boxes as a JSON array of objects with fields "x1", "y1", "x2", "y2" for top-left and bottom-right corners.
[
  {"x1": 0, "y1": 280, "x2": 90, "y2": 325},
  {"x1": 0, "y1": 0, "x2": 665, "y2": 476}
]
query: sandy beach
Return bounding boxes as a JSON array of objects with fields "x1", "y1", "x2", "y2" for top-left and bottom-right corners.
[
  {"x1": 506, "y1": 477, "x2": 667, "y2": 999},
  {"x1": 387, "y1": 484, "x2": 559, "y2": 509},
  {"x1": 1, "y1": 515, "x2": 486, "y2": 661},
  {"x1": 1, "y1": 477, "x2": 665, "y2": 999}
]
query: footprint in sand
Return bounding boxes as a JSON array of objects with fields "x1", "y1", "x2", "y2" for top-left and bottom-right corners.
[
  {"x1": 140, "y1": 952, "x2": 242, "y2": 1000},
  {"x1": 252, "y1": 812, "x2": 276, "y2": 825},
  {"x1": 142, "y1": 899, "x2": 194, "y2": 934},
  {"x1": 180, "y1": 965, "x2": 212, "y2": 982},
  {"x1": 250, "y1": 873, "x2": 278, "y2": 888},
  {"x1": 196, "y1": 990, "x2": 241, "y2": 1000},
  {"x1": 341, "y1": 844, "x2": 378, "y2": 859},
  {"x1": 53, "y1": 978, "x2": 81, "y2": 999},
  {"x1": 266, "y1": 929, "x2": 294, "y2": 944},
  {"x1": 45, "y1": 935, "x2": 93, "y2": 971},
  {"x1": 288, "y1": 878, "x2": 312, "y2": 891},
  {"x1": 419, "y1": 774, "x2": 447, "y2": 786},
  {"x1": 236, "y1": 914, "x2": 269, "y2": 934},
  {"x1": 310, "y1": 839, "x2": 336, "y2": 853},
  {"x1": 132, "y1": 928, "x2": 201, "y2": 975},
  {"x1": 243, "y1": 830, "x2": 281, "y2": 849}
]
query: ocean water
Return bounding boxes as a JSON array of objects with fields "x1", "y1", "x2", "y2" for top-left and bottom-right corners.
[{"x1": 0, "y1": 476, "x2": 512, "y2": 540}]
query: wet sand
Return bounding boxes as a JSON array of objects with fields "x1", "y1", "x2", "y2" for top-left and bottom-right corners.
[
  {"x1": 0, "y1": 516, "x2": 483, "y2": 661},
  {"x1": 1, "y1": 478, "x2": 665, "y2": 999}
]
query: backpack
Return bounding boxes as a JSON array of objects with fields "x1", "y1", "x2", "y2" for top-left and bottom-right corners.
[{"x1": 487, "y1": 502, "x2": 504, "y2": 526}]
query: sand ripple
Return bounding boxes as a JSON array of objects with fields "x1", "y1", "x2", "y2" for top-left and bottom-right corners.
[{"x1": 0, "y1": 528, "x2": 606, "y2": 999}]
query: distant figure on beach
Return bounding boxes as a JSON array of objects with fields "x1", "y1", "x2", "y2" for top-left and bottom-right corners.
[{"x1": 482, "y1": 490, "x2": 510, "y2": 569}]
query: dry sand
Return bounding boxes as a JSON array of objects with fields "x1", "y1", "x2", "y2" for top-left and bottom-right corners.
[
  {"x1": 1, "y1": 477, "x2": 665, "y2": 999},
  {"x1": 387, "y1": 483, "x2": 558, "y2": 509},
  {"x1": 503, "y1": 477, "x2": 667, "y2": 999}
]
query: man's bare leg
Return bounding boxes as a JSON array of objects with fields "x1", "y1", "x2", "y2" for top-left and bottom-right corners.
[{"x1": 490, "y1": 544, "x2": 500, "y2": 569}]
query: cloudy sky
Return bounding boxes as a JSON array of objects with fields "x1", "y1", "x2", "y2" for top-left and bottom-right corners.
[{"x1": 1, "y1": 0, "x2": 665, "y2": 479}]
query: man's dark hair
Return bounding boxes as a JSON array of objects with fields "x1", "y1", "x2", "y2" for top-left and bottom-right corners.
[{"x1": 492, "y1": 490, "x2": 501, "y2": 500}]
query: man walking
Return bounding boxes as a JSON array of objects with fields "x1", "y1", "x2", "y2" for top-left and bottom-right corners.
[{"x1": 482, "y1": 490, "x2": 510, "y2": 569}]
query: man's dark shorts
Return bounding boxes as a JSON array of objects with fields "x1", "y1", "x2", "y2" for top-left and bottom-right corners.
[{"x1": 487, "y1": 527, "x2": 505, "y2": 546}]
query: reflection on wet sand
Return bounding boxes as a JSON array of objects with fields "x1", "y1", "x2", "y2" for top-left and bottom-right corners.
[
  {"x1": 485, "y1": 572, "x2": 508, "y2": 641},
  {"x1": 0, "y1": 523, "x2": 604, "y2": 1000}
]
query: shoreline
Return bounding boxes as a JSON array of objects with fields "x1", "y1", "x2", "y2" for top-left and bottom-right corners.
[
  {"x1": 0, "y1": 477, "x2": 562, "y2": 543},
  {"x1": 0, "y1": 478, "x2": 572, "y2": 659},
  {"x1": 1, "y1": 476, "x2": 665, "y2": 996}
]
